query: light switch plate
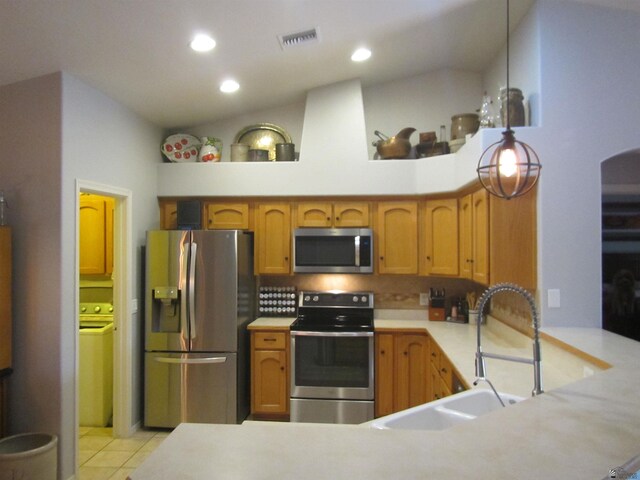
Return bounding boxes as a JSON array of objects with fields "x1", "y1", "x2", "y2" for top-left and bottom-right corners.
[{"x1": 547, "y1": 289, "x2": 561, "y2": 308}]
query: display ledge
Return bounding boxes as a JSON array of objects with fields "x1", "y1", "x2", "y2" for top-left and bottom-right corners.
[{"x1": 157, "y1": 127, "x2": 544, "y2": 198}]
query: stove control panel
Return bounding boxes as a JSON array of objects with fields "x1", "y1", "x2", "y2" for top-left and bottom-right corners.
[{"x1": 299, "y1": 291, "x2": 374, "y2": 308}]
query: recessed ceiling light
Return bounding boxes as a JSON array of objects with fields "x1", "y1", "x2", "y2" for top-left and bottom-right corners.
[
  {"x1": 220, "y1": 79, "x2": 240, "y2": 93},
  {"x1": 351, "y1": 48, "x2": 372, "y2": 62},
  {"x1": 190, "y1": 34, "x2": 216, "y2": 52}
]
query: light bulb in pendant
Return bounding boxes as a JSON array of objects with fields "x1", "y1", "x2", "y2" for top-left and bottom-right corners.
[{"x1": 498, "y1": 147, "x2": 517, "y2": 178}]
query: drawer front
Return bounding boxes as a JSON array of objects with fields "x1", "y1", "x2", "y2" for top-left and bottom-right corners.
[{"x1": 254, "y1": 331, "x2": 286, "y2": 350}]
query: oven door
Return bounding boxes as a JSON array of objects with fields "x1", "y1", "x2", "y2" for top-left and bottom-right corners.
[{"x1": 290, "y1": 331, "x2": 374, "y2": 400}]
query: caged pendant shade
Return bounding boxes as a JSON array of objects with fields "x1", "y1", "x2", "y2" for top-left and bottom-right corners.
[
  {"x1": 477, "y1": 129, "x2": 541, "y2": 200},
  {"x1": 477, "y1": 0, "x2": 541, "y2": 200}
]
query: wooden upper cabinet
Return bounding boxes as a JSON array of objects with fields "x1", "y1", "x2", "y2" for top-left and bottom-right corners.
[
  {"x1": 459, "y1": 189, "x2": 490, "y2": 284},
  {"x1": 471, "y1": 189, "x2": 490, "y2": 285},
  {"x1": 422, "y1": 199, "x2": 459, "y2": 276},
  {"x1": 296, "y1": 201, "x2": 369, "y2": 228},
  {"x1": 296, "y1": 202, "x2": 333, "y2": 227},
  {"x1": 256, "y1": 203, "x2": 291, "y2": 275},
  {"x1": 159, "y1": 200, "x2": 178, "y2": 230},
  {"x1": 333, "y1": 202, "x2": 370, "y2": 227},
  {"x1": 80, "y1": 194, "x2": 113, "y2": 275},
  {"x1": 205, "y1": 202, "x2": 250, "y2": 230},
  {"x1": 376, "y1": 202, "x2": 418, "y2": 274}
]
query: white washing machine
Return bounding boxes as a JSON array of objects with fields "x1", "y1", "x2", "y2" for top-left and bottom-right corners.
[{"x1": 79, "y1": 303, "x2": 114, "y2": 427}]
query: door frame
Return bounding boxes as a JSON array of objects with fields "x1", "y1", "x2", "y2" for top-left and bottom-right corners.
[{"x1": 75, "y1": 179, "x2": 133, "y2": 439}]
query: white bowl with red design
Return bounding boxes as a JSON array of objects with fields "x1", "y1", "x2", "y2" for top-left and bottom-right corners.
[{"x1": 161, "y1": 134, "x2": 201, "y2": 162}]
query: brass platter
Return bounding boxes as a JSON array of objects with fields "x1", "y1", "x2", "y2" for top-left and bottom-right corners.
[{"x1": 233, "y1": 123, "x2": 292, "y2": 161}]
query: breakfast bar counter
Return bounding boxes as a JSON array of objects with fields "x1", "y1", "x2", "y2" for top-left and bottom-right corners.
[{"x1": 130, "y1": 318, "x2": 640, "y2": 479}]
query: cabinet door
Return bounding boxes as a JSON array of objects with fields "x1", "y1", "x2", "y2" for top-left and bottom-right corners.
[
  {"x1": 205, "y1": 203, "x2": 250, "y2": 230},
  {"x1": 458, "y1": 194, "x2": 473, "y2": 279},
  {"x1": 333, "y1": 202, "x2": 370, "y2": 227},
  {"x1": 105, "y1": 198, "x2": 114, "y2": 275},
  {"x1": 79, "y1": 196, "x2": 106, "y2": 275},
  {"x1": 375, "y1": 333, "x2": 395, "y2": 418},
  {"x1": 252, "y1": 349, "x2": 288, "y2": 415},
  {"x1": 159, "y1": 200, "x2": 178, "y2": 230},
  {"x1": 256, "y1": 203, "x2": 291, "y2": 275},
  {"x1": 394, "y1": 334, "x2": 428, "y2": 411},
  {"x1": 423, "y1": 199, "x2": 459, "y2": 276},
  {"x1": 296, "y1": 202, "x2": 332, "y2": 227},
  {"x1": 377, "y1": 202, "x2": 418, "y2": 274},
  {"x1": 472, "y1": 189, "x2": 490, "y2": 284}
]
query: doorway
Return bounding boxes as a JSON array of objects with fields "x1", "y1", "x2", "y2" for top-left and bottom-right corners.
[
  {"x1": 75, "y1": 180, "x2": 133, "y2": 466},
  {"x1": 601, "y1": 150, "x2": 640, "y2": 341}
]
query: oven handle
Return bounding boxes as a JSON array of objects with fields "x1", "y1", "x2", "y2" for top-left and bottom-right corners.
[{"x1": 290, "y1": 330, "x2": 373, "y2": 338}]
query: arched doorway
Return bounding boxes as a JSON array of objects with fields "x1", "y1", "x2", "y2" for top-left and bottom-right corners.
[{"x1": 601, "y1": 149, "x2": 640, "y2": 341}]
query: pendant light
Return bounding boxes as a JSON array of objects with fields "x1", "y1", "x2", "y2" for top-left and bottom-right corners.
[{"x1": 477, "y1": 0, "x2": 541, "y2": 200}]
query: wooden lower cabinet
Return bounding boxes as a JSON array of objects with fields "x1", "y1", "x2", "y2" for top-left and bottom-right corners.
[
  {"x1": 375, "y1": 331, "x2": 429, "y2": 417},
  {"x1": 250, "y1": 330, "x2": 289, "y2": 419},
  {"x1": 428, "y1": 337, "x2": 455, "y2": 401}
]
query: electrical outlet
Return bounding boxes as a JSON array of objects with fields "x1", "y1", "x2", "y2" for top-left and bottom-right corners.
[{"x1": 419, "y1": 293, "x2": 429, "y2": 306}]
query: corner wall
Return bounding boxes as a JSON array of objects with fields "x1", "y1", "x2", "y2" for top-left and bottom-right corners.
[{"x1": 535, "y1": 0, "x2": 640, "y2": 327}]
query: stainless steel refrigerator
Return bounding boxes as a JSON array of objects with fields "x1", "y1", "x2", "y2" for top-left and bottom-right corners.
[{"x1": 144, "y1": 230, "x2": 255, "y2": 428}]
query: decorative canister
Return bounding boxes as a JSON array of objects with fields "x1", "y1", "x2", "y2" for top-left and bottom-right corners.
[
  {"x1": 230, "y1": 143, "x2": 249, "y2": 162},
  {"x1": 450, "y1": 113, "x2": 480, "y2": 140},
  {"x1": 500, "y1": 88, "x2": 525, "y2": 127},
  {"x1": 248, "y1": 149, "x2": 269, "y2": 162},
  {"x1": 275, "y1": 143, "x2": 295, "y2": 162},
  {"x1": 199, "y1": 137, "x2": 222, "y2": 162}
]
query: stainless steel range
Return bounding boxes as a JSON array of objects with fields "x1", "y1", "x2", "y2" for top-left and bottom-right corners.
[{"x1": 290, "y1": 291, "x2": 374, "y2": 424}]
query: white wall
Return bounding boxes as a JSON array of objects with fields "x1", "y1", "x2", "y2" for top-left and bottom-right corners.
[
  {"x1": 0, "y1": 73, "x2": 66, "y2": 472},
  {"x1": 61, "y1": 72, "x2": 162, "y2": 477},
  {"x1": 534, "y1": 0, "x2": 640, "y2": 327},
  {"x1": 0, "y1": 72, "x2": 162, "y2": 479},
  {"x1": 482, "y1": 1, "x2": 540, "y2": 127},
  {"x1": 363, "y1": 69, "x2": 483, "y2": 157}
]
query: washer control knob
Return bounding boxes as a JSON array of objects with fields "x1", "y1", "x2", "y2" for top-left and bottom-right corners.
[
  {"x1": 80, "y1": 306, "x2": 87, "y2": 313},
  {"x1": 94, "y1": 306, "x2": 101, "y2": 313},
  {"x1": 108, "y1": 306, "x2": 114, "y2": 313}
]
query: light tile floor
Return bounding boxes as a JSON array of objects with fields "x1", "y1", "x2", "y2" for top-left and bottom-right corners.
[{"x1": 78, "y1": 427, "x2": 170, "y2": 480}]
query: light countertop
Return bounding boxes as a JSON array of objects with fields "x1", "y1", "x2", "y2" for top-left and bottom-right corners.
[{"x1": 131, "y1": 313, "x2": 640, "y2": 479}]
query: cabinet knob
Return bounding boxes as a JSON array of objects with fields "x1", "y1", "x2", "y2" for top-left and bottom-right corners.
[
  {"x1": 280, "y1": 366, "x2": 285, "y2": 371},
  {"x1": 380, "y1": 349, "x2": 386, "y2": 355},
  {"x1": 403, "y1": 351, "x2": 408, "y2": 356},
  {"x1": 380, "y1": 256, "x2": 384, "y2": 261},
  {"x1": 426, "y1": 256, "x2": 431, "y2": 261},
  {"x1": 327, "y1": 216, "x2": 331, "y2": 221},
  {"x1": 441, "y1": 367, "x2": 448, "y2": 374},
  {"x1": 335, "y1": 216, "x2": 340, "y2": 221}
]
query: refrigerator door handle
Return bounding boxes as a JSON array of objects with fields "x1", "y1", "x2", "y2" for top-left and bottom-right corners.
[
  {"x1": 188, "y1": 241, "x2": 197, "y2": 340},
  {"x1": 179, "y1": 237, "x2": 190, "y2": 342},
  {"x1": 153, "y1": 356, "x2": 228, "y2": 365}
]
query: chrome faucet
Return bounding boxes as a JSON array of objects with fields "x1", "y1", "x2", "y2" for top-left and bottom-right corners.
[{"x1": 474, "y1": 283, "x2": 543, "y2": 402}]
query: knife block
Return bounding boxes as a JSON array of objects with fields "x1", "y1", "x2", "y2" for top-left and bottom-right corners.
[{"x1": 429, "y1": 297, "x2": 445, "y2": 321}]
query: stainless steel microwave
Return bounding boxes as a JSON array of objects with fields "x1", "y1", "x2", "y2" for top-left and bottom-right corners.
[{"x1": 293, "y1": 228, "x2": 373, "y2": 273}]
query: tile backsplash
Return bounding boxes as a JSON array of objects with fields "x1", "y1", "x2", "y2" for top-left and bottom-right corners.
[{"x1": 259, "y1": 274, "x2": 484, "y2": 310}]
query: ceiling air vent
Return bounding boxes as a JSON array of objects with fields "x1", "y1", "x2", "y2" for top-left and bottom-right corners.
[{"x1": 278, "y1": 28, "x2": 320, "y2": 50}]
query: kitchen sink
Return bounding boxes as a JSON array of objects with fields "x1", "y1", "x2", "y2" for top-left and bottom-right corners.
[{"x1": 366, "y1": 389, "x2": 524, "y2": 431}]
